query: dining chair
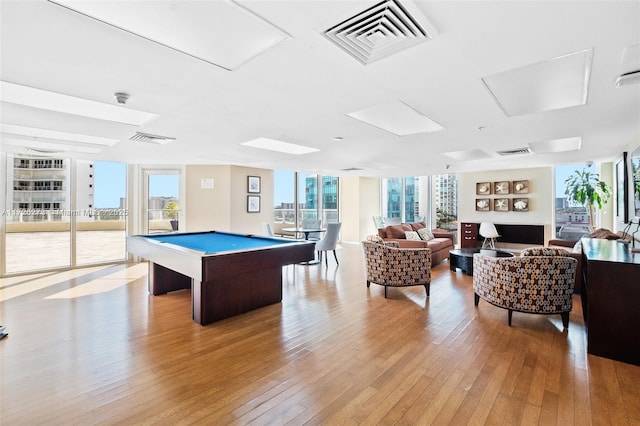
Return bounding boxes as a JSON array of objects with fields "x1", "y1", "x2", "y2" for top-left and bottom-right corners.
[
  {"x1": 302, "y1": 218, "x2": 322, "y2": 241},
  {"x1": 315, "y1": 222, "x2": 341, "y2": 266},
  {"x1": 261, "y1": 222, "x2": 274, "y2": 237},
  {"x1": 479, "y1": 222, "x2": 500, "y2": 249}
]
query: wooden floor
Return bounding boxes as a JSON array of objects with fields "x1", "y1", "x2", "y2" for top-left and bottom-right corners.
[{"x1": 1, "y1": 243, "x2": 639, "y2": 425}]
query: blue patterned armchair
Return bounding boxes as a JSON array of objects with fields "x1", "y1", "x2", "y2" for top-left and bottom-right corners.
[
  {"x1": 473, "y1": 247, "x2": 577, "y2": 328},
  {"x1": 362, "y1": 239, "x2": 432, "y2": 298}
]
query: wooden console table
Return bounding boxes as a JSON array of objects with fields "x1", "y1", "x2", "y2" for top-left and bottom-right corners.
[
  {"x1": 581, "y1": 238, "x2": 640, "y2": 366},
  {"x1": 460, "y1": 222, "x2": 545, "y2": 248}
]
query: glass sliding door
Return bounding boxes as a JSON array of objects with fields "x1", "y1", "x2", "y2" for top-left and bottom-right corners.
[
  {"x1": 5, "y1": 154, "x2": 71, "y2": 273},
  {"x1": 144, "y1": 171, "x2": 181, "y2": 234},
  {"x1": 76, "y1": 160, "x2": 127, "y2": 265},
  {"x1": 321, "y1": 175, "x2": 339, "y2": 224},
  {"x1": 298, "y1": 172, "x2": 318, "y2": 224},
  {"x1": 555, "y1": 164, "x2": 591, "y2": 239}
]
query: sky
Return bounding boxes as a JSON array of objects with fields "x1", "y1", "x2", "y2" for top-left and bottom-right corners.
[{"x1": 94, "y1": 162, "x2": 179, "y2": 208}]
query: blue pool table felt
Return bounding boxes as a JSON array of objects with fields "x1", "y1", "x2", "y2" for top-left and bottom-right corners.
[{"x1": 146, "y1": 232, "x2": 292, "y2": 254}]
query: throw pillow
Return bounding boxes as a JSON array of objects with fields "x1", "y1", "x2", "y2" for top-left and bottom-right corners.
[
  {"x1": 417, "y1": 228, "x2": 434, "y2": 241},
  {"x1": 386, "y1": 224, "x2": 412, "y2": 239},
  {"x1": 410, "y1": 221, "x2": 427, "y2": 231},
  {"x1": 367, "y1": 235, "x2": 384, "y2": 244},
  {"x1": 405, "y1": 231, "x2": 421, "y2": 241},
  {"x1": 589, "y1": 228, "x2": 620, "y2": 240}
]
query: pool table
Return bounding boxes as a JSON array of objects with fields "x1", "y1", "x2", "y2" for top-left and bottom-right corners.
[{"x1": 126, "y1": 231, "x2": 315, "y2": 325}]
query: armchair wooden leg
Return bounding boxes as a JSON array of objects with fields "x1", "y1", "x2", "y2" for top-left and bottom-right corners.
[
  {"x1": 384, "y1": 286, "x2": 388, "y2": 298},
  {"x1": 474, "y1": 293, "x2": 480, "y2": 306},
  {"x1": 508, "y1": 310, "x2": 513, "y2": 326},
  {"x1": 561, "y1": 312, "x2": 569, "y2": 329},
  {"x1": 366, "y1": 280, "x2": 371, "y2": 288},
  {"x1": 424, "y1": 284, "x2": 430, "y2": 297}
]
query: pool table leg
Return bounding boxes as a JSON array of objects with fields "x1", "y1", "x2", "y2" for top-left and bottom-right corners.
[{"x1": 149, "y1": 262, "x2": 191, "y2": 295}]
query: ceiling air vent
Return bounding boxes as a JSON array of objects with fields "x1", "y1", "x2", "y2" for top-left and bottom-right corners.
[
  {"x1": 130, "y1": 131, "x2": 176, "y2": 145},
  {"x1": 496, "y1": 147, "x2": 532, "y2": 156},
  {"x1": 341, "y1": 167, "x2": 364, "y2": 171},
  {"x1": 323, "y1": 0, "x2": 436, "y2": 65}
]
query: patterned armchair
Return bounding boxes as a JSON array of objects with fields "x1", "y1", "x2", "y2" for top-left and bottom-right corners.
[
  {"x1": 473, "y1": 247, "x2": 577, "y2": 328},
  {"x1": 361, "y1": 239, "x2": 432, "y2": 298}
]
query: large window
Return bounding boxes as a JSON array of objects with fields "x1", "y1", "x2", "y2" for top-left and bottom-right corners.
[
  {"x1": 555, "y1": 164, "x2": 591, "y2": 239},
  {"x1": 272, "y1": 171, "x2": 339, "y2": 230},
  {"x1": 381, "y1": 174, "x2": 458, "y2": 235},
  {"x1": 76, "y1": 160, "x2": 127, "y2": 265},
  {"x1": 3, "y1": 155, "x2": 128, "y2": 275}
]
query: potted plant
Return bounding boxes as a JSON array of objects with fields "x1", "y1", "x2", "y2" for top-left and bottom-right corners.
[
  {"x1": 564, "y1": 169, "x2": 612, "y2": 230},
  {"x1": 163, "y1": 201, "x2": 180, "y2": 231}
]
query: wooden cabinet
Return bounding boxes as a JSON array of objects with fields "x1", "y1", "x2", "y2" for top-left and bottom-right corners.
[
  {"x1": 581, "y1": 238, "x2": 640, "y2": 366},
  {"x1": 461, "y1": 222, "x2": 478, "y2": 248}
]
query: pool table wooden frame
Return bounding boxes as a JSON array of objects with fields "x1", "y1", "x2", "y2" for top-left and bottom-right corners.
[{"x1": 127, "y1": 231, "x2": 315, "y2": 325}]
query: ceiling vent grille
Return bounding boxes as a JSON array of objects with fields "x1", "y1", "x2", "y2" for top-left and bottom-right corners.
[
  {"x1": 130, "y1": 131, "x2": 176, "y2": 145},
  {"x1": 496, "y1": 147, "x2": 532, "y2": 156},
  {"x1": 323, "y1": 0, "x2": 435, "y2": 65},
  {"x1": 341, "y1": 167, "x2": 364, "y2": 171}
]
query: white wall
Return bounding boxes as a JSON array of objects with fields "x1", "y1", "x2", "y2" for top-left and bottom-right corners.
[
  {"x1": 459, "y1": 167, "x2": 554, "y2": 246},
  {"x1": 185, "y1": 165, "x2": 273, "y2": 234},
  {"x1": 340, "y1": 176, "x2": 380, "y2": 243}
]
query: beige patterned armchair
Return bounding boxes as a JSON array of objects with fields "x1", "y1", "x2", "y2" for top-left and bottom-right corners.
[
  {"x1": 362, "y1": 239, "x2": 431, "y2": 298},
  {"x1": 473, "y1": 247, "x2": 577, "y2": 328}
]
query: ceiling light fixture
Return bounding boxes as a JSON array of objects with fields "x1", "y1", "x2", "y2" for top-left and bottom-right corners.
[
  {"x1": 347, "y1": 100, "x2": 444, "y2": 135},
  {"x1": 481, "y1": 49, "x2": 593, "y2": 116},
  {"x1": 0, "y1": 81, "x2": 157, "y2": 125},
  {"x1": 0, "y1": 123, "x2": 119, "y2": 146},
  {"x1": 241, "y1": 137, "x2": 319, "y2": 155},
  {"x1": 48, "y1": 0, "x2": 291, "y2": 71},
  {"x1": 615, "y1": 70, "x2": 640, "y2": 88}
]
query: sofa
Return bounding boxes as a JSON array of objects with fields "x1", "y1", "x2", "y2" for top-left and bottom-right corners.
[{"x1": 377, "y1": 221, "x2": 454, "y2": 265}]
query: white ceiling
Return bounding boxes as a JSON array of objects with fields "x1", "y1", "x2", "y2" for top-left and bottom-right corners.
[{"x1": 1, "y1": 0, "x2": 639, "y2": 177}]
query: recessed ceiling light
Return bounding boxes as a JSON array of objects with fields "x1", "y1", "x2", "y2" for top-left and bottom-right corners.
[
  {"x1": 241, "y1": 138, "x2": 319, "y2": 155},
  {"x1": 0, "y1": 81, "x2": 157, "y2": 125},
  {"x1": 347, "y1": 100, "x2": 444, "y2": 136},
  {"x1": 442, "y1": 149, "x2": 490, "y2": 161},
  {"x1": 48, "y1": 0, "x2": 290, "y2": 70},
  {"x1": 615, "y1": 70, "x2": 640, "y2": 88},
  {"x1": 0, "y1": 123, "x2": 119, "y2": 146},
  {"x1": 3, "y1": 137, "x2": 102, "y2": 154},
  {"x1": 529, "y1": 136, "x2": 582, "y2": 153},
  {"x1": 481, "y1": 49, "x2": 593, "y2": 116}
]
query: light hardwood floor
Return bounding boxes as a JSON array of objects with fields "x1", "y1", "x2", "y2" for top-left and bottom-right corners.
[{"x1": 1, "y1": 243, "x2": 639, "y2": 425}]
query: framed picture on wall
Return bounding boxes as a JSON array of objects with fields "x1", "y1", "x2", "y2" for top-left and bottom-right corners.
[
  {"x1": 247, "y1": 195, "x2": 260, "y2": 213},
  {"x1": 513, "y1": 198, "x2": 529, "y2": 212},
  {"x1": 494, "y1": 181, "x2": 510, "y2": 195},
  {"x1": 513, "y1": 180, "x2": 529, "y2": 194},
  {"x1": 494, "y1": 198, "x2": 509, "y2": 212},
  {"x1": 248, "y1": 176, "x2": 261, "y2": 193},
  {"x1": 476, "y1": 198, "x2": 490, "y2": 211},
  {"x1": 476, "y1": 182, "x2": 491, "y2": 195}
]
